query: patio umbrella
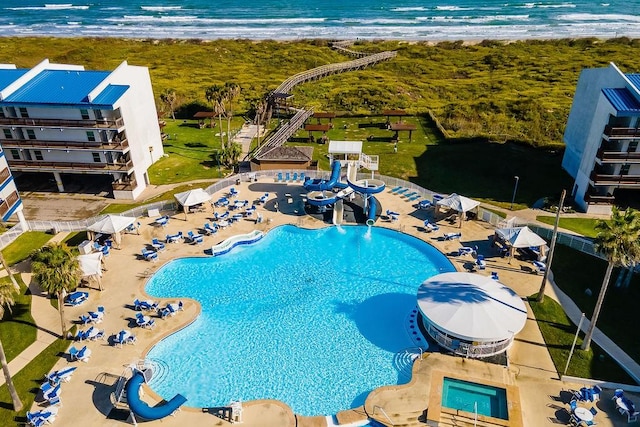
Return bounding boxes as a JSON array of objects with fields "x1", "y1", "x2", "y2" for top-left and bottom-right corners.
[
  {"x1": 77, "y1": 252, "x2": 104, "y2": 290},
  {"x1": 495, "y1": 226, "x2": 548, "y2": 261},
  {"x1": 436, "y1": 193, "x2": 480, "y2": 227},
  {"x1": 86, "y1": 214, "x2": 136, "y2": 248},
  {"x1": 174, "y1": 188, "x2": 211, "y2": 219}
]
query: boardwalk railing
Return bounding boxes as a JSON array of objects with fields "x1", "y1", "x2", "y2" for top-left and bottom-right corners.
[
  {"x1": 251, "y1": 108, "x2": 314, "y2": 159},
  {"x1": 329, "y1": 41, "x2": 370, "y2": 58}
]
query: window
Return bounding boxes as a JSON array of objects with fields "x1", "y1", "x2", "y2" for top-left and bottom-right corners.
[
  {"x1": 26, "y1": 129, "x2": 36, "y2": 139},
  {"x1": 34, "y1": 150, "x2": 43, "y2": 161},
  {"x1": 80, "y1": 109, "x2": 90, "y2": 120},
  {"x1": 0, "y1": 109, "x2": 4, "y2": 118},
  {"x1": 18, "y1": 107, "x2": 28, "y2": 118},
  {"x1": 10, "y1": 149, "x2": 19, "y2": 160},
  {"x1": 92, "y1": 152, "x2": 101, "y2": 163},
  {"x1": 2, "y1": 129, "x2": 12, "y2": 139},
  {"x1": 86, "y1": 131, "x2": 96, "y2": 142},
  {"x1": 620, "y1": 164, "x2": 630, "y2": 175},
  {"x1": 629, "y1": 141, "x2": 639, "y2": 153}
]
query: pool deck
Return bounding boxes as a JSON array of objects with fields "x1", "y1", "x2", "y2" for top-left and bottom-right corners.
[{"x1": 25, "y1": 177, "x2": 637, "y2": 427}]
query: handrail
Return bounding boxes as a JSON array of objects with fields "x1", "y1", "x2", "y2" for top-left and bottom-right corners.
[{"x1": 373, "y1": 405, "x2": 394, "y2": 426}]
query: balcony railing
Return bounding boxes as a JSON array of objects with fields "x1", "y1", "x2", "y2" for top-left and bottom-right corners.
[
  {"x1": 7, "y1": 159, "x2": 133, "y2": 172},
  {"x1": 596, "y1": 149, "x2": 640, "y2": 162},
  {"x1": 112, "y1": 178, "x2": 137, "y2": 191},
  {"x1": 0, "y1": 167, "x2": 10, "y2": 186},
  {"x1": 0, "y1": 191, "x2": 20, "y2": 218},
  {"x1": 0, "y1": 116, "x2": 124, "y2": 129},
  {"x1": 425, "y1": 322, "x2": 512, "y2": 358},
  {"x1": 603, "y1": 125, "x2": 640, "y2": 139},
  {"x1": 590, "y1": 171, "x2": 640, "y2": 185},
  {"x1": 0, "y1": 137, "x2": 129, "y2": 151},
  {"x1": 585, "y1": 193, "x2": 616, "y2": 204}
]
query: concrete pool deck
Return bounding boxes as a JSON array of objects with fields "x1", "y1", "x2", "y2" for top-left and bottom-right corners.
[{"x1": 21, "y1": 177, "x2": 638, "y2": 427}]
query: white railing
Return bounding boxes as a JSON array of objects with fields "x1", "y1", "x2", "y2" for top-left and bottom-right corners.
[
  {"x1": 373, "y1": 405, "x2": 394, "y2": 426},
  {"x1": 360, "y1": 153, "x2": 379, "y2": 171}
]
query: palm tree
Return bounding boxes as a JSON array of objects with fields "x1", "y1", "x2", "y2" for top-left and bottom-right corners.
[
  {"x1": 224, "y1": 83, "x2": 241, "y2": 146},
  {"x1": 251, "y1": 98, "x2": 267, "y2": 147},
  {"x1": 31, "y1": 243, "x2": 81, "y2": 337},
  {"x1": 205, "y1": 85, "x2": 227, "y2": 148},
  {"x1": 581, "y1": 207, "x2": 640, "y2": 351},
  {"x1": 0, "y1": 277, "x2": 23, "y2": 411}
]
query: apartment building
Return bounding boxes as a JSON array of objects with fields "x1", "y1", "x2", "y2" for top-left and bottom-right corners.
[
  {"x1": 563, "y1": 62, "x2": 640, "y2": 214},
  {"x1": 0, "y1": 59, "x2": 164, "y2": 200}
]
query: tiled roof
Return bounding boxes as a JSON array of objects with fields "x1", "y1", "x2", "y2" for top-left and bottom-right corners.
[
  {"x1": 602, "y1": 88, "x2": 640, "y2": 115},
  {"x1": 257, "y1": 146, "x2": 313, "y2": 161}
]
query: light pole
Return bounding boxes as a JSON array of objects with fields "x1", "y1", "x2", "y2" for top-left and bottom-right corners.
[
  {"x1": 215, "y1": 150, "x2": 221, "y2": 177},
  {"x1": 510, "y1": 176, "x2": 519, "y2": 210}
]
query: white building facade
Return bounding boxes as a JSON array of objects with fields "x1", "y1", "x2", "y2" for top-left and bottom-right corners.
[
  {"x1": 0, "y1": 59, "x2": 164, "y2": 200},
  {"x1": 563, "y1": 62, "x2": 640, "y2": 214}
]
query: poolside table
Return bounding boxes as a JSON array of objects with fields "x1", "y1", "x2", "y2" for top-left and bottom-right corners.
[{"x1": 574, "y1": 407, "x2": 594, "y2": 423}]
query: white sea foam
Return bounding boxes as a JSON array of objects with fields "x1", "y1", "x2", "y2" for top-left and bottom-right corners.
[
  {"x1": 435, "y1": 6, "x2": 470, "y2": 11},
  {"x1": 140, "y1": 6, "x2": 183, "y2": 11},
  {"x1": 538, "y1": 2, "x2": 576, "y2": 8},
  {"x1": 557, "y1": 13, "x2": 640, "y2": 22},
  {"x1": 391, "y1": 7, "x2": 427, "y2": 12},
  {"x1": 107, "y1": 16, "x2": 326, "y2": 25},
  {"x1": 7, "y1": 5, "x2": 89, "y2": 11}
]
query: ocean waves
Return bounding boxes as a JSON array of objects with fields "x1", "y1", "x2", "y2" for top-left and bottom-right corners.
[{"x1": 2, "y1": 0, "x2": 640, "y2": 40}]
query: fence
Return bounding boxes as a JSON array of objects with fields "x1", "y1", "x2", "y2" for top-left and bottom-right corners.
[{"x1": 0, "y1": 170, "x2": 603, "y2": 261}]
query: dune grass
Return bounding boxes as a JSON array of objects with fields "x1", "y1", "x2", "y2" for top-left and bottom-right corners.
[{"x1": 1, "y1": 232, "x2": 52, "y2": 267}]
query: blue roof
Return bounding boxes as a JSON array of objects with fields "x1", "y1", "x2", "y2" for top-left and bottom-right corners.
[
  {"x1": 0, "y1": 69, "x2": 28, "y2": 92},
  {"x1": 602, "y1": 88, "x2": 640, "y2": 116},
  {"x1": 627, "y1": 74, "x2": 640, "y2": 92},
  {"x1": 92, "y1": 84, "x2": 129, "y2": 106},
  {"x1": 2, "y1": 69, "x2": 126, "y2": 107}
]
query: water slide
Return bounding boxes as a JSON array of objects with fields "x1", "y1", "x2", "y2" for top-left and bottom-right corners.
[
  {"x1": 125, "y1": 370, "x2": 187, "y2": 421},
  {"x1": 332, "y1": 198, "x2": 344, "y2": 225},
  {"x1": 303, "y1": 160, "x2": 346, "y2": 191}
]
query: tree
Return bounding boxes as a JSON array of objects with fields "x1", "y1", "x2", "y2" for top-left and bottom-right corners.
[
  {"x1": 159, "y1": 89, "x2": 178, "y2": 120},
  {"x1": 222, "y1": 142, "x2": 242, "y2": 167},
  {"x1": 224, "y1": 83, "x2": 241, "y2": 146},
  {"x1": 581, "y1": 207, "x2": 640, "y2": 351},
  {"x1": 205, "y1": 85, "x2": 227, "y2": 148},
  {"x1": 250, "y1": 98, "x2": 267, "y2": 147},
  {"x1": 0, "y1": 277, "x2": 22, "y2": 411},
  {"x1": 31, "y1": 243, "x2": 81, "y2": 337}
]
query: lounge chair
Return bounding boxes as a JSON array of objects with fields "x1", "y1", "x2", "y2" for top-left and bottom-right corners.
[
  {"x1": 386, "y1": 210, "x2": 400, "y2": 222},
  {"x1": 404, "y1": 191, "x2": 418, "y2": 199},
  {"x1": 423, "y1": 220, "x2": 439, "y2": 232},
  {"x1": 124, "y1": 221, "x2": 141, "y2": 234},
  {"x1": 458, "y1": 246, "x2": 476, "y2": 256},
  {"x1": 65, "y1": 291, "x2": 89, "y2": 306},
  {"x1": 292, "y1": 172, "x2": 298, "y2": 182},
  {"x1": 285, "y1": 172, "x2": 291, "y2": 182},
  {"x1": 532, "y1": 260, "x2": 546, "y2": 274},
  {"x1": 151, "y1": 238, "x2": 166, "y2": 251},
  {"x1": 166, "y1": 231, "x2": 183, "y2": 243},
  {"x1": 214, "y1": 197, "x2": 229, "y2": 207},
  {"x1": 88, "y1": 306, "x2": 105, "y2": 323},
  {"x1": 45, "y1": 367, "x2": 77, "y2": 385},
  {"x1": 187, "y1": 230, "x2": 204, "y2": 244},
  {"x1": 229, "y1": 187, "x2": 239, "y2": 198},
  {"x1": 86, "y1": 327, "x2": 105, "y2": 341},
  {"x1": 141, "y1": 248, "x2": 158, "y2": 262},
  {"x1": 155, "y1": 215, "x2": 170, "y2": 227},
  {"x1": 395, "y1": 188, "x2": 409, "y2": 195},
  {"x1": 476, "y1": 254, "x2": 486, "y2": 270},
  {"x1": 39, "y1": 381, "x2": 60, "y2": 403},
  {"x1": 75, "y1": 328, "x2": 89, "y2": 341},
  {"x1": 27, "y1": 407, "x2": 59, "y2": 427},
  {"x1": 277, "y1": 172, "x2": 283, "y2": 182},
  {"x1": 258, "y1": 193, "x2": 269, "y2": 204},
  {"x1": 159, "y1": 301, "x2": 183, "y2": 318},
  {"x1": 408, "y1": 194, "x2": 421, "y2": 201},
  {"x1": 490, "y1": 271, "x2": 499, "y2": 281},
  {"x1": 443, "y1": 232, "x2": 462, "y2": 241},
  {"x1": 69, "y1": 345, "x2": 91, "y2": 362},
  {"x1": 135, "y1": 313, "x2": 156, "y2": 329},
  {"x1": 92, "y1": 241, "x2": 104, "y2": 252},
  {"x1": 613, "y1": 389, "x2": 625, "y2": 400},
  {"x1": 203, "y1": 222, "x2": 218, "y2": 235},
  {"x1": 78, "y1": 314, "x2": 91, "y2": 325},
  {"x1": 389, "y1": 186, "x2": 402, "y2": 193},
  {"x1": 134, "y1": 299, "x2": 158, "y2": 311},
  {"x1": 101, "y1": 245, "x2": 110, "y2": 257},
  {"x1": 299, "y1": 172, "x2": 306, "y2": 182}
]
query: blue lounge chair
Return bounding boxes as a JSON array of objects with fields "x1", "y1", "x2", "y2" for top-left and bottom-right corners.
[
  {"x1": 69, "y1": 345, "x2": 91, "y2": 362},
  {"x1": 418, "y1": 200, "x2": 433, "y2": 210},
  {"x1": 404, "y1": 191, "x2": 417, "y2": 199},
  {"x1": 203, "y1": 223, "x2": 218, "y2": 235},
  {"x1": 141, "y1": 248, "x2": 158, "y2": 262},
  {"x1": 151, "y1": 238, "x2": 166, "y2": 251},
  {"x1": 258, "y1": 193, "x2": 269, "y2": 204},
  {"x1": 78, "y1": 314, "x2": 91, "y2": 325},
  {"x1": 155, "y1": 215, "x2": 170, "y2": 227},
  {"x1": 443, "y1": 232, "x2": 462, "y2": 241},
  {"x1": 408, "y1": 194, "x2": 421, "y2": 202},
  {"x1": 396, "y1": 188, "x2": 409, "y2": 195},
  {"x1": 458, "y1": 246, "x2": 476, "y2": 256},
  {"x1": 101, "y1": 245, "x2": 110, "y2": 257},
  {"x1": 133, "y1": 299, "x2": 158, "y2": 311},
  {"x1": 27, "y1": 407, "x2": 58, "y2": 426},
  {"x1": 285, "y1": 172, "x2": 291, "y2": 182},
  {"x1": 88, "y1": 306, "x2": 105, "y2": 323},
  {"x1": 386, "y1": 210, "x2": 400, "y2": 222},
  {"x1": 389, "y1": 186, "x2": 402, "y2": 193},
  {"x1": 113, "y1": 329, "x2": 136, "y2": 347},
  {"x1": 532, "y1": 260, "x2": 546, "y2": 274},
  {"x1": 166, "y1": 231, "x2": 183, "y2": 243},
  {"x1": 292, "y1": 172, "x2": 298, "y2": 182},
  {"x1": 300, "y1": 172, "x2": 306, "y2": 182},
  {"x1": 277, "y1": 172, "x2": 283, "y2": 182},
  {"x1": 424, "y1": 220, "x2": 439, "y2": 232},
  {"x1": 135, "y1": 313, "x2": 156, "y2": 329},
  {"x1": 65, "y1": 291, "x2": 88, "y2": 306},
  {"x1": 570, "y1": 399, "x2": 578, "y2": 412},
  {"x1": 476, "y1": 254, "x2": 486, "y2": 270},
  {"x1": 45, "y1": 366, "x2": 77, "y2": 385},
  {"x1": 125, "y1": 222, "x2": 141, "y2": 234},
  {"x1": 491, "y1": 271, "x2": 499, "y2": 281},
  {"x1": 229, "y1": 187, "x2": 239, "y2": 197},
  {"x1": 187, "y1": 230, "x2": 204, "y2": 244}
]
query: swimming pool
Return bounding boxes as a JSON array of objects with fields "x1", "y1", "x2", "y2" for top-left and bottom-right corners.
[
  {"x1": 441, "y1": 377, "x2": 508, "y2": 420},
  {"x1": 145, "y1": 225, "x2": 454, "y2": 416}
]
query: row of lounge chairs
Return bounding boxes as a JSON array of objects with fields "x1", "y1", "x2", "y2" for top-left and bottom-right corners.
[
  {"x1": 389, "y1": 186, "x2": 429, "y2": 204},
  {"x1": 30, "y1": 367, "x2": 79, "y2": 424},
  {"x1": 74, "y1": 326, "x2": 105, "y2": 341},
  {"x1": 277, "y1": 172, "x2": 306, "y2": 182}
]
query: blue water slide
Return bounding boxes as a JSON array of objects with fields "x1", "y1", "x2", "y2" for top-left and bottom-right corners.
[
  {"x1": 125, "y1": 371, "x2": 187, "y2": 421},
  {"x1": 303, "y1": 161, "x2": 342, "y2": 191},
  {"x1": 368, "y1": 197, "x2": 377, "y2": 221}
]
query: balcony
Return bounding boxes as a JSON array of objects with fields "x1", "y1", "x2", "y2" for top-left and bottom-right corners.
[
  {"x1": 112, "y1": 177, "x2": 137, "y2": 191},
  {"x1": 603, "y1": 125, "x2": 640, "y2": 139},
  {"x1": 590, "y1": 171, "x2": 640, "y2": 185},
  {"x1": 595, "y1": 148, "x2": 640, "y2": 163},
  {"x1": 0, "y1": 116, "x2": 124, "y2": 129},
  {"x1": 7, "y1": 159, "x2": 134, "y2": 173},
  {"x1": 0, "y1": 167, "x2": 10, "y2": 186},
  {"x1": 0, "y1": 137, "x2": 129, "y2": 151},
  {"x1": 0, "y1": 191, "x2": 20, "y2": 218},
  {"x1": 585, "y1": 193, "x2": 616, "y2": 204}
]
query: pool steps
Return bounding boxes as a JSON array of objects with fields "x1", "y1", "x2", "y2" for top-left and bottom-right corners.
[{"x1": 211, "y1": 230, "x2": 264, "y2": 256}]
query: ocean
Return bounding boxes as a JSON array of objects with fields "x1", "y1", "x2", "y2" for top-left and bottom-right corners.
[{"x1": 2, "y1": 0, "x2": 640, "y2": 41}]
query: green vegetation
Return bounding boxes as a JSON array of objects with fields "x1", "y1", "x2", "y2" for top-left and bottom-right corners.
[
  {"x1": 529, "y1": 294, "x2": 632, "y2": 382},
  {"x1": 536, "y1": 216, "x2": 604, "y2": 238},
  {"x1": 3, "y1": 37, "x2": 640, "y2": 149},
  {"x1": 1, "y1": 232, "x2": 52, "y2": 266},
  {"x1": 0, "y1": 276, "x2": 34, "y2": 363},
  {"x1": 551, "y1": 244, "x2": 640, "y2": 363},
  {"x1": 0, "y1": 335, "x2": 72, "y2": 426}
]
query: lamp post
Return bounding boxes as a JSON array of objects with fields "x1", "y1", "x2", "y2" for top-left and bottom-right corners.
[
  {"x1": 510, "y1": 176, "x2": 519, "y2": 210},
  {"x1": 215, "y1": 150, "x2": 221, "y2": 177}
]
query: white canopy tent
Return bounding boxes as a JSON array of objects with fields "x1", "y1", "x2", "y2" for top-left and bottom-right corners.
[
  {"x1": 174, "y1": 188, "x2": 211, "y2": 219},
  {"x1": 77, "y1": 252, "x2": 104, "y2": 290},
  {"x1": 494, "y1": 226, "x2": 548, "y2": 261},
  {"x1": 416, "y1": 272, "x2": 527, "y2": 357},
  {"x1": 436, "y1": 193, "x2": 480, "y2": 227},
  {"x1": 86, "y1": 214, "x2": 137, "y2": 248}
]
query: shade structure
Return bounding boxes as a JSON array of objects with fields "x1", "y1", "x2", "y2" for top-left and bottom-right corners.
[
  {"x1": 435, "y1": 193, "x2": 480, "y2": 213},
  {"x1": 174, "y1": 188, "x2": 211, "y2": 207},
  {"x1": 495, "y1": 226, "x2": 547, "y2": 248},
  {"x1": 87, "y1": 214, "x2": 136, "y2": 235},
  {"x1": 77, "y1": 252, "x2": 103, "y2": 290},
  {"x1": 416, "y1": 272, "x2": 527, "y2": 357}
]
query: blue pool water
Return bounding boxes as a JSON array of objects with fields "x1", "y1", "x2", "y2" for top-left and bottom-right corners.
[
  {"x1": 145, "y1": 225, "x2": 454, "y2": 416},
  {"x1": 442, "y1": 377, "x2": 508, "y2": 420}
]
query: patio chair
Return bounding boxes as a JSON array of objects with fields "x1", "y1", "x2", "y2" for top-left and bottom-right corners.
[
  {"x1": 293, "y1": 172, "x2": 298, "y2": 182},
  {"x1": 457, "y1": 246, "x2": 476, "y2": 256},
  {"x1": 532, "y1": 260, "x2": 546, "y2": 275},
  {"x1": 589, "y1": 407, "x2": 597, "y2": 417},
  {"x1": 299, "y1": 172, "x2": 306, "y2": 182},
  {"x1": 613, "y1": 389, "x2": 625, "y2": 400},
  {"x1": 404, "y1": 191, "x2": 418, "y2": 199},
  {"x1": 141, "y1": 248, "x2": 158, "y2": 262},
  {"x1": 101, "y1": 245, "x2": 110, "y2": 257},
  {"x1": 27, "y1": 407, "x2": 58, "y2": 427},
  {"x1": 475, "y1": 254, "x2": 486, "y2": 270},
  {"x1": 285, "y1": 172, "x2": 291, "y2": 182},
  {"x1": 134, "y1": 299, "x2": 158, "y2": 311},
  {"x1": 69, "y1": 345, "x2": 91, "y2": 362},
  {"x1": 424, "y1": 220, "x2": 439, "y2": 232},
  {"x1": 258, "y1": 193, "x2": 269, "y2": 204},
  {"x1": 45, "y1": 367, "x2": 76, "y2": 385},
  {"x1": 277, "y1": 172, "x2": 283, "y2": 182},
  {"x1": 418, "y1": 199, "x2": 433, "y2": 210},
  {"x1": 229, "y1": 187, "x2": 239, "y2": 198},
  {"x1": 490, "y1": 271, "x2": 499, "y2": 281},
  {"x1": 78, "y1": 314, "x2": 91, "y2": 325},
  {"x1": 187, "y1": 230, "x2": 204, "y2": 244},
  {"x1": 166, "y1": 231, "x2": 183, "y2": 243},
  {"x1": 204, "y1": 223, "x2": 218, "y2": 235},
  {"x1": 151, "y1": 238, "x2": 166, "y2": 251},
  {"x1": 135, "y1": 313, "x2": 156, "y2": 329},
  {"x1": 592, "y1": 385, "x2": 602, "y2": 401},
  {"x1": 443, "y1": 232, "x2": 462, "y2": 241}
]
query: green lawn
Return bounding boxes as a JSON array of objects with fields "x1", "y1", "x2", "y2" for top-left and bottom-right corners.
[
  {"x1": 550, "y1": 245, "x2": 640, "y2": 364},
  {"x1": 0, "y1": 335, "x2": 72, "y2": 426},
  {"x1": 0, "y1": 276, "x2": 36, "y2": 362},
  {"x1": 1, "y1": 232, "x2": 52, "y2": 266},
  {"x1": 536, "y1": 216, "x2": 604, "y2": 238},
  {"x1": 529, "y1": 294, "x2": 633, "y2": 382}
]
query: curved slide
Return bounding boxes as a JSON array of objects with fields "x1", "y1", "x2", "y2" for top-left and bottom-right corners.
[
  {"x1": 125, "y1": 371, "x2": 187, "y2": 421},
  {"x1": 303, "y1": 161, "x2": 345, "y2": 191}
]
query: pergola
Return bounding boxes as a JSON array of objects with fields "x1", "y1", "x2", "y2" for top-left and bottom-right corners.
[
  {"x1": 304, "y1": 123, "x2": 331, "y2": 142},
  {"x1": 193, "y1": 111, "x2": 218, "y2": 129},
  {"x1": 382, "y1": 109, "x2": 408, "y2": 123},
  {"x1": 388, "y1": 122, "x2": 417, "y2": 141},
  {"x1": 312, "y1": 112, "x2": 336, "y2": 126}
]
